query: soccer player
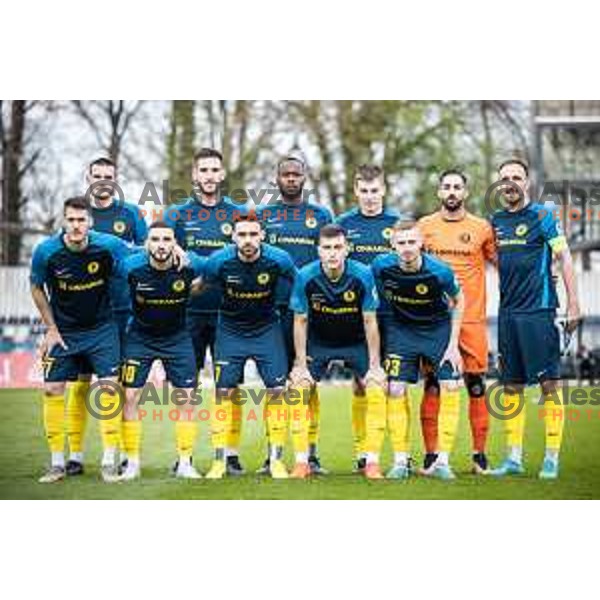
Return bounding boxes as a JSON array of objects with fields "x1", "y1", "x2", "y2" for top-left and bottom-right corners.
[
  {"x1": 489, "y1": 159, "x2": 580, "y2": 479},
  {"x1": 118, "y1": 222, "x2": 205, "y2": 481},
  {"x1": 164, "y1": 148, "x2": 246, "y2": 475},
  {"x1": 65, "y1": 157, "x2": 148, "y2": 477},
  {"x1": 31, "y1": 196, "x2": 130, "y2": 483},
  {"x1": 256, "y1": 156, "x2": 333, "y2": 474},
  {"x1": 289, "y1": 224, "x2": 386, "y2": 478},
  {"x1": 371, "y1": 220, "x2": 465, "y2": 480},
  {"x1": 202, "y1": 215, "x2": 297, "y2": 479},
  {"x1": 418, "y1": 170, "x2": 497, "y2": 474},
  {"x1": 336, "y1": 164, "x2": 402, "y2": 472}
]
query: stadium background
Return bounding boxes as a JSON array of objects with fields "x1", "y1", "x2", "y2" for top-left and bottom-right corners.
[{"x1": 1, "y1": 99, "x2": 600, "y2": 499}]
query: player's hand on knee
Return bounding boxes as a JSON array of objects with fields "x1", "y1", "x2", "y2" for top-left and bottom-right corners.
[
  {"x1": 289, "y1": 366, "x2": 314, "y2": 388},
  {"x1": 364, "y1": 365, "x2": 387, "y2": 388},
  {"x1": 45, "y1": 326, "x2": 68, "y2": 353}
]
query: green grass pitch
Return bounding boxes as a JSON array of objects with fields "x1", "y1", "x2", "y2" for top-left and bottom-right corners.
[{"x1": 1, "y1": 385, "x2": 599, "y2": 499}]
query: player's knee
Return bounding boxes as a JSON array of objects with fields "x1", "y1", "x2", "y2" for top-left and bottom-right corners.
[
  {"x1": 540, "y1": 378, "x2": 558, "y2": 396},
  {"x1": 352, "y1": 378, "x2": 366, "y2": 396},
  {"x1": 464, "y1": 373, "x2": 486, "y2": 398},
  {"x1": 388, "y1": 381, "x2": 407, "y2": 398},
  {"x1": 504, "y1": 383, "x2": 523, "y2": 395},
  {"x1": 424, "y1": 373, "x2": 440, "y2": 395},
  {"x1": 45, "y1": 381, "x2": 66, "y2": 396}
]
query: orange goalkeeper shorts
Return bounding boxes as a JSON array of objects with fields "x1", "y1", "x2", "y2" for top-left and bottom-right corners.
[{"x1": 459, "y1": 321, "x2": 489, "y2": 374}]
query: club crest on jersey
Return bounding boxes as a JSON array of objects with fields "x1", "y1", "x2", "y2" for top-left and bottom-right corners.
[
  {"x1": 113, "y1": 220, "x2": 127, "y2": 235},
  {"x1": 257, "y1": 272, "x2": 270, "y2": 285},
  {"x1": 305, "y1": 217, "x2": 318, "y2": 229},
  {"x1": 416, "y1": 283, "x2": 429, "y2": 295},
  {"x1": 460, "y1": 232, "x2": 471, "y2": 243},
  {"x1": 87, "y1": 261, "x2": 100, "y2": 274},
  {"x1": 515, "y1": 224, "x2": 528, "y2": 237},
  {"x1": 172, "y1": 279, "x2": 185, "y2": 292},
  {"x1": 343, "y1": 290, "x2": 356, "y2": 302},
  {"x1": 382, "y1": 227, "x2": 392, "y2": 240},
  {"x1": 221, "y1": 223, "x2": 233, "y2": 236}
]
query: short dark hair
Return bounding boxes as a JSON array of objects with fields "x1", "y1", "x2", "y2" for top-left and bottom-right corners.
[
  {"x1": 354, "y1": 164, "x2": 384, "y2": 183},
  {"x1": 89, "y1": 157, "x2": 116, "y2": 173},
  {"x1": 439, "y1": 169, "x2": 468, "y2": 186},
  {"x1": 194, "y1": 148, "x2": 224, "y2": 164},
  {"x1": 498, "y1": 158, "x2": 529, "y2": 176},
  {"x1": 277, "y1": 155, "x2": 305, "y2": 173},
  {"x1": 393, "y1": 217, "x2": 418, "y2": 232},
  {"x1": 233, "y1": 212, "x2": 262, "y2": 229},
  {"x1": 63, "y1": 196, "x2": 91, "y2": 214},
  {"x1": 148, "y1": 220, "x2": 174, "y2": 232},
  {"x1": 319, "y1": 223, "x2": 347, "y2": 242}
]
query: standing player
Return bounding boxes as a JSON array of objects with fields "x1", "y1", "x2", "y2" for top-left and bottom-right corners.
[
  {"x1": 371, "y1": 220, "x2": 465, "y2": 480},
  {"x1": 289, "y1": 224, "x2": 386, "y2": 479},
  {"x1": 418, "y1": 170, "x2": 497, "y2": 474},
  {"x1": 31, "y1": 197, "x2": 129, "y2": 483},
  {"x1": 336, "y1": 164, "x2": 402, "y2": 472},
  {"x1": 118, "y1": 222, "x2": 205, "y2": 481},
  {"x1": 490, "y1": 159, "x2": 580, "y2": 479},
  {"x1": 202, "y1": 215, "x2": 297, "y2": 479},
  {"x1": 164, "y1": 148, "x2": 246, "y2": 476},
  {"x1": 256, "y1": 156, "x2": 333, "y2": 474},
  {"x1": 65, "y1": 156, "x2": 148, "y2": 477}
]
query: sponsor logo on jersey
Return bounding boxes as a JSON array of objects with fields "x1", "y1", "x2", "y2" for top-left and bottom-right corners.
[
  {"x1": 113, "y1": 220, "x2": 127, "y2": 235},
  {"x1": 515, "y1": 224, "x2": 528, "y2": 237},
  {"x1": 172, "y1": 279, "x2": 186, "y2": 292},
  {"x1": 87, "y1": 261, "x2": 100, "y2": 274},
  {"x1": 257, "y1": 272, "x2": 270, "y2": 285}
]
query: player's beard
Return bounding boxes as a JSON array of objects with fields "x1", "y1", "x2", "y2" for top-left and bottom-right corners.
[
  {"x1": 151, "y1": 249, "x2": 173, "y2": 264},
  {"x1": 280, "y1": 182, "x2": 304, "y2": 203},
  {"x1": 442, "y1": 196, "x2": 463, "y2": 213},
  {"x1": 194, "y1": 180, "x2": 220, "y2": 199},
  {"x1": 239, "y1": 243, "x2": 259, "y2": 260}
]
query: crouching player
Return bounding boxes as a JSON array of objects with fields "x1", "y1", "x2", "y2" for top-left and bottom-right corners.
[
  {"x1": 202, "y1": 215, "x2": 297, "y2": 479},
  {"x1": 371, "y1": 219, "x2": 464, "y2": 480},
  {"x1": 289, "y1": 224, "x2": 386, "y2": 479},
  {"x1": 31, "y1": 197, "x2": 130, "y2": 483},
  {"x1": 118, "y1": 222, "x2": 205, "y2": 480}
]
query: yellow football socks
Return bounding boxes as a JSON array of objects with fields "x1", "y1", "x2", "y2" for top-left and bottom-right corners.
[
  {"x1": 176, "y1": 420, "x2": 197, "y2": 459},
  {"x1": 364, "y1": 385, "x2": 386, "y2": 460},
  {"x1": 438, "y1": 388, "x2": 460, "y2": 454},
  {"x1": 351, "y1": 392, "x2": 368, "y2": 459},
  {"x1": 308, "y1": 386, "x2": 320, "y2": 448},
  {"x1": 543, "y1": 389, "x2": 565, "y2": 452},
  {"x1": 43, "y1": 393, "x2": 65, "y2": 454},
  {"x1": 290, "y1": 385, "x2": 311, "y2": 461},
  {"x1": 96, "y1": 389, "x2": 122, "y2": 452},
  {"x1": 387, "y1": 394, "x2": 410, "y2": 453},
  {"x1": 66, "y1": 380, "x2": 89, "y2": 455},
  {"x1": 505, "y1": 391, "x2": 526, "y2": 451},
  {"x1": 122, "y1": 420, "x2": 142, "y2": 462}
]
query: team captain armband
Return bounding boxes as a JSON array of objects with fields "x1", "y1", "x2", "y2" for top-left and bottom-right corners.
[{"x1": 549, "y1": 235, "x2": 568, "y2": 254}]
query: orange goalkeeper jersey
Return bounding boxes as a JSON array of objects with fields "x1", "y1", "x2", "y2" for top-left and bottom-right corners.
[{"x1": 418, "y1": 211, "x2": 496, "y2": 323}]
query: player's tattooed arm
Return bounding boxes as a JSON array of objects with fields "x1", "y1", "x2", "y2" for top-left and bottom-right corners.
[
  {"x1": 554, "y1": 244, "x2": 581, "y2": 334},
  {"x1": 363, "y1": 311, "x2": 386, "y2": 386},
  {"x1": 31, "y1": 284, "x2": 68, "y2": 353}
]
